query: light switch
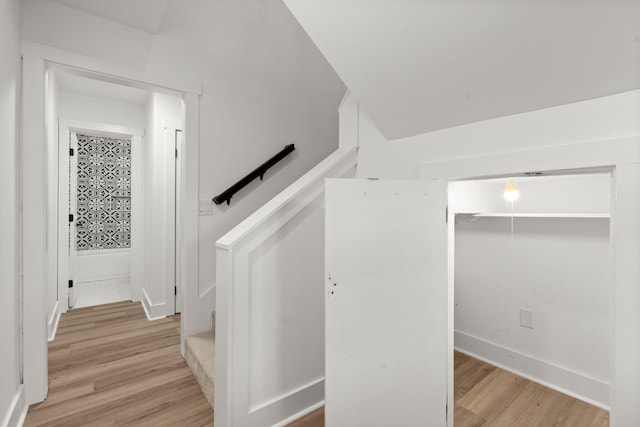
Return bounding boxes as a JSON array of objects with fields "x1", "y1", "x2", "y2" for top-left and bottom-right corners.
[
  {"x1": 199, "y1": 200, "x2": 213, "y2": 215},
  {"x1": 520, "y1": 308, "x2": 534, "y2": 329}
]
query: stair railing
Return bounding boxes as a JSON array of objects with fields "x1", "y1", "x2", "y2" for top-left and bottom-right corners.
[{"x1": 212, "y1": 144, "x2": 296, "y2": 206}]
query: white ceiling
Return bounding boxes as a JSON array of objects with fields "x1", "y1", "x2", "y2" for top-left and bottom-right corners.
[
  {"x1": 52, "y1": 0, "x2": 169, "y2": 34},
  {"x1": 56, "y1": 72, "x2": 150, "y2": 105},
  {"x1": 284, "y1": 0, "x2": 640, "y2": 140},
  {"x1": 41, "y1": 0, "x2": 640, "y2": 140}
]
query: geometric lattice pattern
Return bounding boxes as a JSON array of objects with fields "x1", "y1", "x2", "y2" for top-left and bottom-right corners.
[{"x1": 76, "y1": 133, "x2": 132, "y2": 251}]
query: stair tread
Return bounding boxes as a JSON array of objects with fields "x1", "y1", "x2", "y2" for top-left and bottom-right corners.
[
  {"x1": 185, "y1": 330, "x2": 214, "y2": 407},
  {"x1": 190, "y1": 330, "x2": 215, "y2": 340}
]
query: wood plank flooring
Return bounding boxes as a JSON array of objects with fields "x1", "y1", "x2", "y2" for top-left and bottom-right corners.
[
  {"x1": 453, "y1": 351, "x2": 608, "y2": 427},
  {"x1": 288, "y1": 351, "x2": 609, "y2": 427},
  {"x1": 24, "y1": 301, "x2": 213, "y2": 427}
]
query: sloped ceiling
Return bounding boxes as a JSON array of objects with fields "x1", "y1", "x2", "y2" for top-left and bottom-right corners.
[
  {"x1": 52, "y1": 0, "x2": 169, "y2": 34},
  {"x1": 284, "y1": 0, "x2": 640, "y2": 139}
]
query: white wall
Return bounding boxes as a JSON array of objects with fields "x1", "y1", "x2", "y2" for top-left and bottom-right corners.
[
  {"x1": 22, "y1": 0, "x2": 346, "y2": 336},
  {"x1": 0, "y1": 0, "x2": 25, "y2": 425},
  {"x1": 59, "y1": 91, "x2": 146, "y2": 129},
  {"x1": 450, "y1": 174, "x2": 611, "y2": 215},
  {"x1": 143, "y1": 92, "x2": 181, "y2": 318},
  {"x1": 354, "y1": 90, "x2": 640, "y2": 179}
]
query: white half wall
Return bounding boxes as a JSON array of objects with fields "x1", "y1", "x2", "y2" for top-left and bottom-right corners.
[
  {"x1": 215, "y1": 147, "x2": 357, "y2": 427},
  {"x1": 0, "y1": 0, "x2": 24, "y2": 420}
]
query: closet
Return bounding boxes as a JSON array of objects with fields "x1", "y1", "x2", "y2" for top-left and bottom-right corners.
[{"x1": 452, "y1": 173, "x2": 611, "y2": 408}]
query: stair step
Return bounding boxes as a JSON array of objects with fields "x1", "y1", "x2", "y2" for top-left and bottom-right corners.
[{"x1": 185, "y1": 330, "x2": 214, "y2": 408}]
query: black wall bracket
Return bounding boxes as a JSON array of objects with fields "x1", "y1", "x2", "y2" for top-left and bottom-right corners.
[{"x1": 212, "y1": 144, "x2": 296, "y2": 206}]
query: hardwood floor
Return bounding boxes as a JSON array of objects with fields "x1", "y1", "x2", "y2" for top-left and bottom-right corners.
[
  {"x1": 287, "y1": 406, "x2": 324, "y2": 427},
  {"x1": 453, "y1": 351, "x2": 608, "y2": 427},
  {"x1": 24, "y1": 301, "x2": 213, "y2": 427},
  {"x1": 288, "y1": 351, "x2": 609, "y2": 427}
]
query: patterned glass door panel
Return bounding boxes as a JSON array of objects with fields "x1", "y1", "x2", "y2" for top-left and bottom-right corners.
[{"x1": 76, "y1": 133, "x2": 132, "y2": 250}]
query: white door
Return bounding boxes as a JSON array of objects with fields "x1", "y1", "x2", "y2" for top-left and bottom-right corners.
[
  {"x1": 325, "y1": 178, "x2": 449, "y2": 427},
  {"x1": 68, "y1": 131, "x2": 134, "y2": 307}
]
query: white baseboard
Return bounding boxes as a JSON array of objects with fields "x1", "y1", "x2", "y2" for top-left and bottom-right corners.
[
  {"x1": 141, "y1": 289, "x2": 167, "y2": 321},
  {"x1": 76, "y1": 275, "x2": 130, "y2": 285},
  {"x1": 272, "y1": 400, "x2": 324, "y2": 427},
  {"x1": 455, "y1": 331, "x2": 609, "y2": 409},
  {"x1": 47, "y1": 300, "x2": 61, "y2": 342},
  {"x1": 2, "y1": 385, "x2": 27, "y2": 427}
]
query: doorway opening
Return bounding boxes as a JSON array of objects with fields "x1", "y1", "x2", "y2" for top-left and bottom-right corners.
[
  {"x1": 23, "y1": 54, "x2": 199, "y2": 406},
  {"x1": 49, "y1": 66, "x2": 184, "y2": 316},
  {"x1": 450, "y1": 170, "x2": 611, "y2": 422}
]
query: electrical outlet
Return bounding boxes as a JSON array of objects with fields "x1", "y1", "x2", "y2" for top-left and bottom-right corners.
[
  {"x1": 520, "y1": 308, "x2": 534, "y2": 329},
  {"x1": 198, "y1": 200, "x2": 213, "y2": 215}
]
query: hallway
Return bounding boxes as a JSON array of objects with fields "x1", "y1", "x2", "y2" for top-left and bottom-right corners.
[{"x1": 23, "y1": 301, "x2": 213, "y2": 426}]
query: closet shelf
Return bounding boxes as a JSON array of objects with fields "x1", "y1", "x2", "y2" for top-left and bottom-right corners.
[{"x1": 472, "y1": 212, "x2": 610, "y2": 218}]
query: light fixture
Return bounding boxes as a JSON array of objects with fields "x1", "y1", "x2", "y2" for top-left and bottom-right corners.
[{"x1": 503, "y1": 181, "x2": 519, "y2": 201}]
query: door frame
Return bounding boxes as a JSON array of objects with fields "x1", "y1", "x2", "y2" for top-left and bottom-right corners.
[
  {"x1": 58, "y1": 121, "x2": 144, "y2": 313},
  {"x1": 174, "y1": 129, "x2": 183, "y2": 313},
  {"x1": 21, "y1": 53, "x2": 201, "y2": 405},
  {"x1": 420, "y1": 138, "x2": 640, "y2": 426}
]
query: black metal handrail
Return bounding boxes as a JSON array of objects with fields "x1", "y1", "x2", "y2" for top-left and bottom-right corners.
[{"x1": 212, "y1": 144, "x2": 296, "y2": 205}]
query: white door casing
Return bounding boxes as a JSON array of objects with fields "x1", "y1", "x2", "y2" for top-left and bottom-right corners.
[
  {"x1": 175, "y1": 129, "x2": 183, "y2": 313},
  {"x1": 325, "y1": 178, "x2": 449, "y2": 427}
]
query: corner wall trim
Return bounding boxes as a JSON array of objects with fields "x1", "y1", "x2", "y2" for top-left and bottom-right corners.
[
  {"x1": 47, "y1": 301, "x2": 61, "y2": 342},
  {"x1": 454, "y1": 330, "x2": 609, "y2": 409},
  {"x1": 141, "y1": 289, "x2": 167, "y2": 321},
  {"x1": 2, "y1": 385, "x2": 28, "y2": 427}
]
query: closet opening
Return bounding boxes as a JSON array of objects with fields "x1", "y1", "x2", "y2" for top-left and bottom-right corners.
[{"x1": 450, "y1": 170, "x2": 611, "y2": 424}]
